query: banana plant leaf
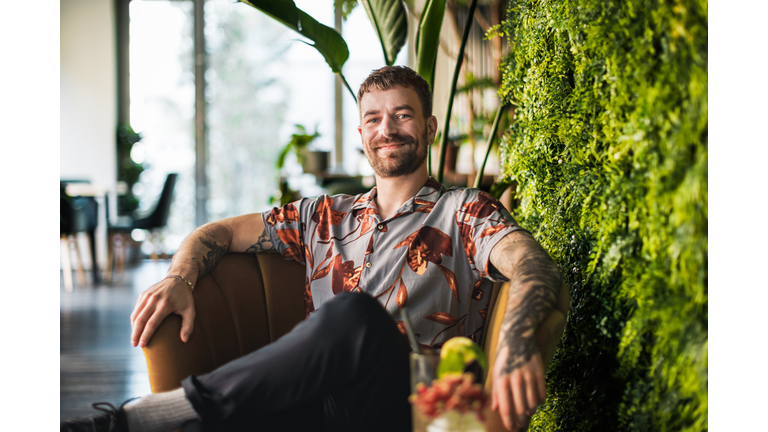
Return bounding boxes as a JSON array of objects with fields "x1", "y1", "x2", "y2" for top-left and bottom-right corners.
[
  {"x1": 240, "y1": 0, "x2": 348, "y2": 73},
  {"x1": 415, "y1": 0, "x2": 446, "y2": 91},
  {"x1": 360, "y1": 0, "x2": 408, "y2": 66},
  {"x1": 239, "y1": 0, "x2": 358, "y2": 103}
]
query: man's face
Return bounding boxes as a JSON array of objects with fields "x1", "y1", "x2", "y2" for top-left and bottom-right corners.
[{"x1": 357, "y1": 85, "x2": 437, "y2": 179}]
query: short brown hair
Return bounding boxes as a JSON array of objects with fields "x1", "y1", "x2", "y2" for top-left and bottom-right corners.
[{"x1": 357, "y1": 66, "x2": 433, "y2": 118}]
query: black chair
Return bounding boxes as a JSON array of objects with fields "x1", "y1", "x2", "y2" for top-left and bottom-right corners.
[
  {"x1": 60, "y1": 183, "x2": 99, "y2": 290},
  {"x1": 105, "y1": 173, "x2": 178, "y2": 281}
]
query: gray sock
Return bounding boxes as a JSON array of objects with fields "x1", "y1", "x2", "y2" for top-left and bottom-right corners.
[{"x1": 123, "y1": 388, "x2": 200, "y2": 432}]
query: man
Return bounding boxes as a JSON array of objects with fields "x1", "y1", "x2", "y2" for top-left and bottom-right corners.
[{"x1": 63, "y1": 66, "x2": 568, "y2": 432}]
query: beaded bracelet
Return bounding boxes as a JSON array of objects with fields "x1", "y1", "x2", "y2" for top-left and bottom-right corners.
[{"x1": 164, "y1": 275, "x2": 195, "y2": 293}]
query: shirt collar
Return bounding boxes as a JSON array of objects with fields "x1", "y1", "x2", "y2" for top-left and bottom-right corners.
[{"x1": 350, "y1": 177, "x2": 444, "y2": 214}]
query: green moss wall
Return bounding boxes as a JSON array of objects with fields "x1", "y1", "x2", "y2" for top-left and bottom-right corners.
[{"x1": 496, "y1": 0, "x2": 707, "y2": 430}]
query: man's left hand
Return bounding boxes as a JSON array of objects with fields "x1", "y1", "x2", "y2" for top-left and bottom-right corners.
[{"x1": 491, "y1": 344, "x2": 546, "y2": 431}]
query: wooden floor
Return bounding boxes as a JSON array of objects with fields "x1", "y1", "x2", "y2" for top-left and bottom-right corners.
[{"x1": 60, "y1": 261, "x2": 169, "y2": 421}]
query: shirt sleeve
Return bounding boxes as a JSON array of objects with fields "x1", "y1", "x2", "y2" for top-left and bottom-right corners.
[
  {"x1": 456, "y1": 189, "x2": 528, "y2": 281},
  {"x1": 261, "y1": 198, "x2": 316, "y2": 264}
]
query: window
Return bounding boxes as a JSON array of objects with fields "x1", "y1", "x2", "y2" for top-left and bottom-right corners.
[{"x1": 127, "y1": 0, "x2": 388, "y2": 254}]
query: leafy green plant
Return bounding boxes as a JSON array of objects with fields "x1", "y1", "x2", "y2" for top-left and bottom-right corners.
[
  {"x1": 333, "y1": 0, "x2": 359, "y2": 20},
  {"x1": 360, "y1": 0, "x2": 408, "y2": 66},
  {"x1": 276, "y1": 124, "x2": 321, "y2": 169},
  {"x1": 496, "y1": 0, "x2": 708, "y2": 430},
  {"x1": 116, "y1": 124, "x2": 144, "y2": 214},
  {"x1": 414, "y1": 0, "x2": 446, "y2": 91},
  {"x1": 473, "y1": 102, "x2": 506, "y2": 188}
]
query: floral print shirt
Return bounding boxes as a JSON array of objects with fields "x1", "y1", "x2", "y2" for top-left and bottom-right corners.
[{"x1": 262, "y1": 177, "x2": 526, "y2": 349}]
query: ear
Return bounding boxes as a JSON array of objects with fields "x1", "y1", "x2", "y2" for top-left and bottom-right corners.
[
  {"x1": 427, "y1": 116, "x2": 438, "y2": 143},
  {"x1": 357, "y1": 124, "x2": 363, "y2": 137}
]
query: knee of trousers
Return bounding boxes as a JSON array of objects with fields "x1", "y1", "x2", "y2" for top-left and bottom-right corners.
[{"x1": 308, "y1": 292, "x2": 397, "y2": 343}]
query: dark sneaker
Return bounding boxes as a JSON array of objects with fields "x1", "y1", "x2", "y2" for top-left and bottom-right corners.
[{"x1": 61, "y1": 399, "x2": 136, "y2": 432}]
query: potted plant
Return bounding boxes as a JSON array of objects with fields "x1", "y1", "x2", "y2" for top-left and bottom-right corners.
[
  {"x1": 276, "y1": 124, "x2": 328, "y2": 176},
  {"x1": 116, "y1": 124, "x2": 145, "y2": 215}
]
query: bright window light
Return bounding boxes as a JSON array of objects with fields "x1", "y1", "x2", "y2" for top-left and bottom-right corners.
[{"x1": 131, "y1": 229, "x2": 147, "y2": 242}]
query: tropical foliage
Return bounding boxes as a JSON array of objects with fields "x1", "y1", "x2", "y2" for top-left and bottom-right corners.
[
  {"x1": 496, "y1": 0, "x2": 708, "y2": 430},
  {"x1": 240, "y1": 0, "x2": 496, "y2": 186},
  {"x1": 240, "y1": 0, "x2": 356, "y2": 100}
]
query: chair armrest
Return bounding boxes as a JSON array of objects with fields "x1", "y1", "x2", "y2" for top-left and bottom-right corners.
[{"x1": 141, "y1": 253, "x2": 308, "y2": 393}]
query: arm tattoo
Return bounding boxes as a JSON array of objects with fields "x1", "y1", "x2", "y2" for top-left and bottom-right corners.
[
  {"x1": 197, "y1": 236, "x2": 228, "y2": 277},
  {"x1": 498, "y1": 239, "x2": 562, "y2": 374},
  {"x1": 245, "y1": 229, "x2": 275, "y2": 253}
]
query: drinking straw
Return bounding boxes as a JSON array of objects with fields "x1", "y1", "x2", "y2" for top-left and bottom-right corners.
[{"x1": 400, "y1": 306, "x2": 421, "y2": 354}]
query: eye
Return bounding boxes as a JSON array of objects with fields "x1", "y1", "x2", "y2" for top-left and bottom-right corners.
[{"x1": 397, "y1": 114, "x2": 411, "y2": 120}]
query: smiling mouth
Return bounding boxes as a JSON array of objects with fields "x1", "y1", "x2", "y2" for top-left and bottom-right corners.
[
  {"x1": 376, "y1": 144, "x2": 404, "y2": 150},
  {"x1": 374, "y1": 141, "x2": 410, "y2": 151}
]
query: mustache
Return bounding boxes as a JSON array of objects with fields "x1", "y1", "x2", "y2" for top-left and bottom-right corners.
[{"x1": 370, "y1": 133, "x2": 416, "y2": 149}]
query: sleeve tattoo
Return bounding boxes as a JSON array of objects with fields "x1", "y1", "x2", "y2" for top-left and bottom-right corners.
[
  {"x1": 497, "y1": 237, "x2": 562, "y2": 374},
  {"x1": 196, "y1": 236, "x2": 228, "y2": 277},
  {"x1": 245, "y1": 229, "x2": 275, "y2": 253}
]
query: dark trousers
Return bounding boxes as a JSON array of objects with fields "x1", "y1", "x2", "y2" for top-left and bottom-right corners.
[{"x1": 180, "y1": 292, "x2": 412, "y2": 431}]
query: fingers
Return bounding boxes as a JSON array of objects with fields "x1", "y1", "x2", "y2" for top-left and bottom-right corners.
[
  {"x1": 130, "y1": 291, "x2": 150, "y2": 328},
  {"x1": 511, "y1": 372, "x2": 528, "y2": 422},
  {"x1": 130, "y1": 299, "x2": 156, "y2": 347},
  {"x1": 131, "y1": 279, "x2": 196, "y2": 347},
  {"x1": 139, "y1": 305, "x2": 168, "y2": 347},
  {"x1": 179, "y1": 307, "x2": 196, "y2": 343},
  {"x1": 131, "y1": 290, "x2": 171, "y2": 348},
  {"x1": 524, "y1": 369, "x2": 538, "y2": 414},
  {"x1": 495, "y1": 377, "x2": 516, "y2": 431},
  {"x1": 132, "y1": 296, "x2": 169, "y2": 348},
  {"x1": 493, "y1": 359, "x2": 551, "y2": 430},
  {"x1": 534, "y1": 355, "x2": 547, "y2": 403}
]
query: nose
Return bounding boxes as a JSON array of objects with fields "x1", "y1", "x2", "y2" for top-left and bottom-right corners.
[{"x1": 377, "y1": 114, "x2": 398, "y2": 138}]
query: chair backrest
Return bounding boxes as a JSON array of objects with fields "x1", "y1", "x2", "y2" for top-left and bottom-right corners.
[
  {"x1": 135, "y1": 173, "x2": 177, "y2": 229},
  {"x1": 143, "y1": 253, "x2": 306, "y2": 393},
  {"x1": 60, "y1": 182, "x2": 94, "y2": 234}
]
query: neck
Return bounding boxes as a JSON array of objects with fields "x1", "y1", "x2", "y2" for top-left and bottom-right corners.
[{"x1": 373, "y1": 166, "x2": 429, "y2": 220}]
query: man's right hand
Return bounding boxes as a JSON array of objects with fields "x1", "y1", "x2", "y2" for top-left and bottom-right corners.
[
  {"x1": 129, "y1": 212, "x2": 272, "y2": 348},
  {"x1": 130, "y1": 276, "x2": 196, "y2": 348}
]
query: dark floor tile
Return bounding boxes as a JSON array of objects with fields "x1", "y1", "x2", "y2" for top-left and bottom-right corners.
[{"x1": 60, "y1": 262, "x2": 168, "y2": 421}]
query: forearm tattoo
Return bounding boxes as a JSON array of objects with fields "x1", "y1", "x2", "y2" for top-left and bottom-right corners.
[
  {"x1": 498, "y1": 240, "x2": 561, "y2": 374},
  {"x1": 197, "y1": 236, "x2": 228, "y2": 277},
  {"x1": 245, "y1": 229, "x2": 274, "y2": 253}
]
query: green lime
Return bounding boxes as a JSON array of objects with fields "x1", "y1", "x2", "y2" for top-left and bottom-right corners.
[{"x1": 437, "y1": 336, "x2": 488, "y2": 378}]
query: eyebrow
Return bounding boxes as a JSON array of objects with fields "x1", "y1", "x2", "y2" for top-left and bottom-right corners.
[{"x1": 362, "y1": 105, "x2": 415, "y2": 118}]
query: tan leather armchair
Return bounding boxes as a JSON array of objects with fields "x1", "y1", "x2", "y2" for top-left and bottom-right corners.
[{"x1": 142, "y1": 253, "x2": 568, "y2": 431}]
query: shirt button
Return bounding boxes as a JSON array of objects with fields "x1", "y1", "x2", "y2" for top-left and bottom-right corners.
[
  {"x1": 377, "y1": 224, "x2": 384, "y2": 231},
  {"x1": 365, "y1": 262, "x2": 372, "y2": 268}
]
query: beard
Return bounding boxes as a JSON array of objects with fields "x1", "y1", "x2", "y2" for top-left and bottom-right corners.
[{"x1": 363, "y1": 130, "x2": 429, "y2": 179}]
